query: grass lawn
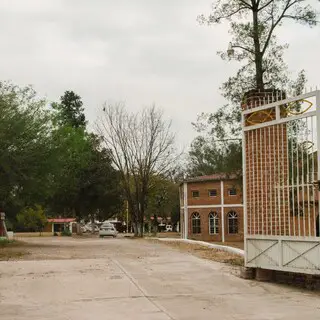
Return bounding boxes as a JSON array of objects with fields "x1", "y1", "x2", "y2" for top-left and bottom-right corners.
[
  {"x1": 0, "y1": 238, "x2": 29, "y2": 261},
  {"x1": 154, "y1": 240, "x2": 244, "y2": 266},
  {"x1": 14, "y1": 232, "x2": 54, "y2": 237}
]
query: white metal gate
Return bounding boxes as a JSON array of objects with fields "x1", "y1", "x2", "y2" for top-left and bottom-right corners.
[{"x1": 242, "y1": 89, "x2": 320, "y2": 274}]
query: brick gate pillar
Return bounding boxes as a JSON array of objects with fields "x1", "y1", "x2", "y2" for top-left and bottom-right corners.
[{"x1": 242, "y1": 89, "x2": 290, "y2": 236}]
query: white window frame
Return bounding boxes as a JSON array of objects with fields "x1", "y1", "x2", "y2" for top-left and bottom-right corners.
[
  {"x1": 191, "y1": 212, "x2": 201, "y2": 234},
  {"x1": 228, "y1": 211, "x2": 238, "y2": 234},
  {"x1": 209, "y1": 212, "x2": 219, "y2": 235}
]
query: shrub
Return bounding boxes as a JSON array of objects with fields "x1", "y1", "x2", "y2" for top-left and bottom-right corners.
[
  {"x1": 16, "y1": 205, "x2": 47, "y2": 234},
  {"x1": 0, "y1": 238, "x2": 11, "y2": 246},
  {"x1": 61, "y1": 229, "x2": 72, "y2": 237}
]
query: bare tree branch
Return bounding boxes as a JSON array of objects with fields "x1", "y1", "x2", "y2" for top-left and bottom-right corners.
[{"x1": 96, "y1": 103, "x2": 179, "y2": 236}]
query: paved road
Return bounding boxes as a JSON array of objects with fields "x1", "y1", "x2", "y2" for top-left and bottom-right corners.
[{"x1": 0, "y1": 237, "x2": 319, "y2": 320}]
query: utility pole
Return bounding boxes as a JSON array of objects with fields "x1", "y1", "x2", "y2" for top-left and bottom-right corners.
[{"x1": 126, "y1": 200, "x2": 129, "y2": 233}]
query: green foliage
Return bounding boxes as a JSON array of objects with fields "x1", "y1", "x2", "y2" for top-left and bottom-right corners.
[
  {"x1": 61, "y1": 229, "x2": 72, "y2": 237},
  {"x1": 48, "y1": 91, "x2": 122, "y2": 220},
  {"x1": 0, "y1": 82, "x2": 122, "y2": 225},
  {"x1": 0, "y1": 238, "x2": 12, "y2": 246},
  {"x1": 16, "y1": 205, "x2": 47, "y2": 232},
  {"x1": 75, "y1": 134, "x2": 123, "y2": 221},
  {"x1": 146, "y1": 176, "x2": 180, "y2": 225},
  {"x1": 0, "y1": 82, "x2": 55, "y2": 216},
  {"x1": 52, "y1": 91, "x2": 86, "y2": 128},
  {"x1": 48, "y1": 129, "x2": 122, "y2": 220},
  {"x1": 188, "y1": 137, "x2": 242, "y2": 177}
]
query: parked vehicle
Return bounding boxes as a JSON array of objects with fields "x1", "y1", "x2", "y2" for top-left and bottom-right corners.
[
  {"x1": 165, "y1": 225, "x2": 173, "y2": 232},
  {"x1": 82, "y1": 223, "x2": 99, "y2": 233},
  {"x1": 99, "y1": 224, "x2": 117, "y2": 238}
]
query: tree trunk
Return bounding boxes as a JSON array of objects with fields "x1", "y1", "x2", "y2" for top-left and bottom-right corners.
[
  {"x1": 134, "y1": 221, "x2": 143, "y2": 237},
  {"x1": 91, "y1": 216, "x2": 96, "y2": 234},
  {"x1": 252, "y1": 8, "x2": 264, "y2": 90}
]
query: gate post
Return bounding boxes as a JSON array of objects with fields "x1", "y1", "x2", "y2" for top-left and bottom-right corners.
[
  {"x1": 242, "y1": 89, "x2": 320, "y2": 274},
  {"x1": 242, "y1": 90, "x2": 289, "y2": 279},
  {"x1": 242, "y1": 89, "x2": 287, "y2": 238}
]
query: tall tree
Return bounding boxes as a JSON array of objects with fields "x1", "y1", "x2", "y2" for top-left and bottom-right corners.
[
  {"x1": 198, "y1": 0, "x2": 317, "y2": 92},
  {"x1": 53, "y1": 91, "x2": 86, "y2": 128},
  {"x1": 146, "y1": 176, "x2": 180, "y2": 232},
  {"x1": 49, "y1": 92, "x2": 122, "y2": 221},
  {"x1": 98, "y1": 103, "x2": 178, "y2": 236},
  {"x1": 188, "y1": 0, "x2": 318, "y2": 176},
  {"x1": 74, "y1": 134, "x2": 123, "y2": 221},
  {"x1": 17, "y1": 205, "x2": 47, "y2": 234},
  {"x1": 0, "y1": 82, "x2": 55, "y2": 219}
]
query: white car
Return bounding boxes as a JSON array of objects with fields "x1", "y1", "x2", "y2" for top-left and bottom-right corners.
[
  {"x1": 82, "y1": 224, "x2": 99, "y2": 233},
  {"x1": 99, "y1": 224, "x2": 117, "y2": 238}
]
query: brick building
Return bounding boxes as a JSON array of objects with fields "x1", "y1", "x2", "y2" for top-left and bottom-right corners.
[{"x1": 180, "y1": 174, "x2": 243, "y2": 242}]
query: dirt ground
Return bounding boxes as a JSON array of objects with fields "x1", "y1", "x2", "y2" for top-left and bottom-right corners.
[
  {"x1": 1, "y1": 236, "x2": 320, "y2": 320},
  {"x1": 157, "y1": 240, "x2": 244, "y2": 266}
]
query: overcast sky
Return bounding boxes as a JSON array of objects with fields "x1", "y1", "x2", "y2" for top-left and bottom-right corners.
[{"x1": 0, "y1": 0, "x2": 319, "y2": 149}]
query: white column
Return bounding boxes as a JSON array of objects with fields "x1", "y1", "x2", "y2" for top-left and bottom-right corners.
[
  {"x1": 221, "y1": 180, "x2": 225, "y2": 243},
  {"x1": 242, "y1": 111, "x2": 248, "y2": 263},
  {"x1": 183, "y1": 182, "x2": 188, "y2": 239},
  {"x1": 316, "y1": 90, "x2": 320, "y2": 236}
]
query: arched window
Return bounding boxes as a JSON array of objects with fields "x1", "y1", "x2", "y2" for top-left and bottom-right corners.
[
  {"x1": 228, "y1": 211, "x2": 238, "y2": 234},
  {"x1": 209, "y1": 212, "x2": 219, "y2": 235},
  {"x1": 191, "y1": 212, "x2": 201, "y2": 234}
]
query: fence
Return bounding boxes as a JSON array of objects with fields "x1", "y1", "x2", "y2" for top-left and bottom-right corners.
[{"x1": 242, "y1": 89, "x2": 320, "y2": 274}]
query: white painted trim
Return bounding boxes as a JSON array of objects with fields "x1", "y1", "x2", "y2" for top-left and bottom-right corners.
[
  {"x1": 183, "y1": 204, "x2": 243, "y2": 209},
  {"x1": 242, "y1": 111, "x2": 248, "y2": 265},
  {"x1": 316, "y1": 90, "x2": 320, "y2": 238},
  {"x1": 183, "y1": 182, "x2": 188, "y2": 240},
  {"x1": 242, "y1": 90, "x2": 318, "y2": 115},
  {"x1": 221, "y1": 180, "x2": 225, "y2": 243},
  {"x1": 244, "y1": 111, "x2": 316, "y2": 131},
  {"x1": 208, "y1": 212, "x2": 219, "y2": 236},
  {"x1": 246, "y1": 234, "x2": 320, "y2": 241},
  {"x1": 246, "y1": 237, "x2": 320, "y2": 274}
]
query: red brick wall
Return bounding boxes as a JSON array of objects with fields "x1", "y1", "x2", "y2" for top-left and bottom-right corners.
[
  {"x1": 179, "y1": 179, "x2": 244, "y2": 242},
  {"x1": 43, "y1": 223, "x2": 52, "y2": 233},
  {"x1": 187, "y1": 208, "x2": 243, "y2": 242},
  {"x1": 187, "y1": 181, "x2": 221, "y2": 206},
  {"x1": 187, "y1": 180, "x2": 242, "y2": 206},
  {"x1": 223, "y1": 181, "x2": 243, "y2": 205}
]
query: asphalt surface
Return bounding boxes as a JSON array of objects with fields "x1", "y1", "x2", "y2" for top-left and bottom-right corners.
[{"x1": 0, "y1": 237, "x2": 319, "y2": 319}]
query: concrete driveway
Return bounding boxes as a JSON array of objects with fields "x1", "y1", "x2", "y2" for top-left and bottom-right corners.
[{"x1": 0, "y1": 237, "x2": 319, "y2": 320}]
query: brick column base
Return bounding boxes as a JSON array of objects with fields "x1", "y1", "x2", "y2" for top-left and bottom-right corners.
[
  {"x1": 240, "y1": 267, "x2": 256, "y2": 279},
  {"x1": 255, "y1": 268, "x2": 274, "y2": 281}
]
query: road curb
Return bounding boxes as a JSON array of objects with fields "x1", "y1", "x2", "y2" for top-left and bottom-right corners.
[{"x1": 155, "y1": 238, "x2": 244, "y2": 256}]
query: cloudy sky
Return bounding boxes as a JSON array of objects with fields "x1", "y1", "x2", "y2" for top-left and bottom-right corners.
[{"x1": 0, "y1": 0, "x2": 319, "y2": 148}]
